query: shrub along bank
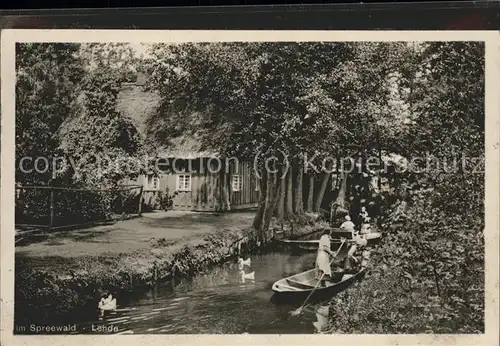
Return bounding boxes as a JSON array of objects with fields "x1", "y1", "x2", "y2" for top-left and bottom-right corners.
[{"x1": 323, "y1": 229, "x2": 484, "y2": 334}]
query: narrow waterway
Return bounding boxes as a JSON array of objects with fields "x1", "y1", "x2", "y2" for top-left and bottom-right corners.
[{"x1": 76, "y1": 244, "x2": 349, "y2": 334}]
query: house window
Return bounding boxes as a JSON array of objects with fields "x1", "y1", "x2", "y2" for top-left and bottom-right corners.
[
  {"x1": 176, "y1": 174, "x2": 192, "y2": 191},
  {"x1": 145, "y1": 174, "x2": 159, "y2": 191},
  {"x1": 232, "y1": 175, "x2": 242, "y2": 192}
]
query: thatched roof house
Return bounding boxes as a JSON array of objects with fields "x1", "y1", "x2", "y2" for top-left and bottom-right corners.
[
  {"x1": 116, "y1": 82, "x2": 217, "y2": 159},
  {"x1": 116, "y1": 82, "x2": 259, "y2": 212}
]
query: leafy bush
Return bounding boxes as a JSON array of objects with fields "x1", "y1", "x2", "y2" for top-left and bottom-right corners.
[
  {"x1": 15, "y1": 189, "x2": 51, "y2": 225},
  {"x1": 16, "y1": 186, "x2": 142, "y2": 227},
  {"x1": 327, "y1": 221, "x2": 484, "y2": 333}
]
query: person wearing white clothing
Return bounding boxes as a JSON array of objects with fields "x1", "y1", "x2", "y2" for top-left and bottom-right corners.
[
  {"x1": 340, "y1": 215, "x2": 356, "y2": 232},
  {"x1": 344, "y1": 233, "x2": 368, "y2": 273},
  {"x1": 315, "y1": 228, "x2": 336, "y2": 286},
  {"x1": 340, "y1": 215, "x2": 356, "y2": 240}
]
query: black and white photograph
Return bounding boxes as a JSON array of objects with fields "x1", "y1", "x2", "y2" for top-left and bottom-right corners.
[{"x1": 1, "y1": 30, "x2": 498, "y2": 344}]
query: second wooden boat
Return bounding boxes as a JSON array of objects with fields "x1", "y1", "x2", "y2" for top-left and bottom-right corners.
[{"x1": 280, "y1": 232, "x2": 382, "y2": 251}]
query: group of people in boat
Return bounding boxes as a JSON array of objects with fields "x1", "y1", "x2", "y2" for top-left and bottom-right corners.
[{"x1": 316, "y1": 207, "x2": 373, "y2": 287}]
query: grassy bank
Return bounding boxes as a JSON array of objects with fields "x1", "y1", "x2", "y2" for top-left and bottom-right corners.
[
  {"x1": 15, "y1": 226, "x2": 253, "y2": 326},
  {"x1": 15, "y1": 211, "x2": 323, "y2": 327}
]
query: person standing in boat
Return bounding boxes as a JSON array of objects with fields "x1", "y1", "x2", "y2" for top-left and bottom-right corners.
[{"x1": 316, "y1": 228, "x2": 337, "y2": 286}]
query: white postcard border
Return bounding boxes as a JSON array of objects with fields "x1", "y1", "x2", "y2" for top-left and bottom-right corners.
[{"x1": 1, "y1": 29, "x2": 499, "y2": 346}]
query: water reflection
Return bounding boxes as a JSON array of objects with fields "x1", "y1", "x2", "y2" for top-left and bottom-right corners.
[
  {"x1": 312, "y1": 305, "x2": 330, "y2": 333},
  {"x1": 79, "y1": 250, "x2": 348, "y2": 334}
]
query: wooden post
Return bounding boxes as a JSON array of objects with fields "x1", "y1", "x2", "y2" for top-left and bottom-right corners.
[
  {"x1": 377, "y1": 126, "x2": 382, "y2": 229},
  {"x1": 49, "y1": 188, "x2": 55, "y2": 231},
  {"x1": 377, "y1": 126, "x2": 382, "y2": 192},
  {"x1": 138, "y1": 186, "x2": 143, "y2": 216},
  {"x1": 49, "y1": 168, "x2": 56, "y2": 231}
]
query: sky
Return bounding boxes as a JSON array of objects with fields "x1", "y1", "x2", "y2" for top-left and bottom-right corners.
[{"x1": 129, "y1": 43, "x2": 152, "y2": 58}]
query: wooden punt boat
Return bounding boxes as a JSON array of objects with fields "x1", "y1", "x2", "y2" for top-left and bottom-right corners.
[
  {"x1": 271, "y1": 266, "x2": 367, "y2": 300},
  {"x1": 280, "y1": 232, "x2": 382, "y2": 251}
]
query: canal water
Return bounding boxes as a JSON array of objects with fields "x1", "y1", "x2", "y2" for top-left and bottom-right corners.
[{"x1": 77, "y1": 243, "x2": 349, "y2": 334}]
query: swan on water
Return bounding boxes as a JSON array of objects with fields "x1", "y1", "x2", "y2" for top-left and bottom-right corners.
[
  {"x1": 238, "y1": 257, "x2": 251, "y2": 269},
  {"x1": 239, "y1": 270, "x2": 255, "y2": 281}
]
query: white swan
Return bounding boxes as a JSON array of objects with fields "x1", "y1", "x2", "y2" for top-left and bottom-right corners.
[
  {"x1": 238, "y1": 257, "x2": 251, "y2": 269},
  {"x1": 98, "y1": 294, "x2": 117, "y2": 311},
  {"x1": 239, "y1": 270, "x2": 255, "y2": 280}
]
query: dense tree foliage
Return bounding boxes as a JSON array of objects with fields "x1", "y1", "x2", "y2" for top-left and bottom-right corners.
[
  {"x1": 144, "y1": 42, "x2": 416, "y2": 235},
  {"x1": 16, "y1": 43, "x2": 84, "y2": 184},
  {"x1": 15, "y1": 43, "x2": 143, "y2": 225}
]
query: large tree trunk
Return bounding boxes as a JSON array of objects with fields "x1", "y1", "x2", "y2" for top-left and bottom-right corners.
[
  {"x1": 285, "y1": 168, "x2": 294, "y2": 217},
  {"x1": 293, "y1": 165, "x2": 304, "y2": 214},
  {"x1": 260, "y1": 171, "x2": 275, "y2": 238},
  {"x1": 306, "y1": 174, "x2": 314, "y2": 213},
  {"x1": 220, "y1": 162, "x2": 231, "y2": 211},
  {"x1": 253, "y1": 169, "x2": 282, "y2": 243},
  {"x1": 335, "y1": 171, "x2": 348, "y2": 208},
  {"x1": 314, "y1": 171, "x2": 330, "y2": 213},
  {"x1": 252, "y1": 172, "x2": 267, "y2": 229},
  {"x1": 261, "y1": 172, "x2": 281, "y2": 242},
  {"x1": 275, "y1": 176, "x2": 286, "y2": 221},
  {"x1": 330, "y1": 171, "x2": 349, "y2": 224}
]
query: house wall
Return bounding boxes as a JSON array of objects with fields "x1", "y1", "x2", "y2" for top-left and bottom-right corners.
[
  {"x1": 167, "y1": 162, "x2": 221, "y2": 211},
  {"x1": 228, "y1": 160, "x2": 261, "y2": 210},
  {"x1": 138, "y1": 158, "x2": 260, "y2": 212}
]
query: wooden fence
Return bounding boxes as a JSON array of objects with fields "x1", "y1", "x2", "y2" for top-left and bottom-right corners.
[{"x1": 15, "y1": 184, "x2": 144, "y2": 231}]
